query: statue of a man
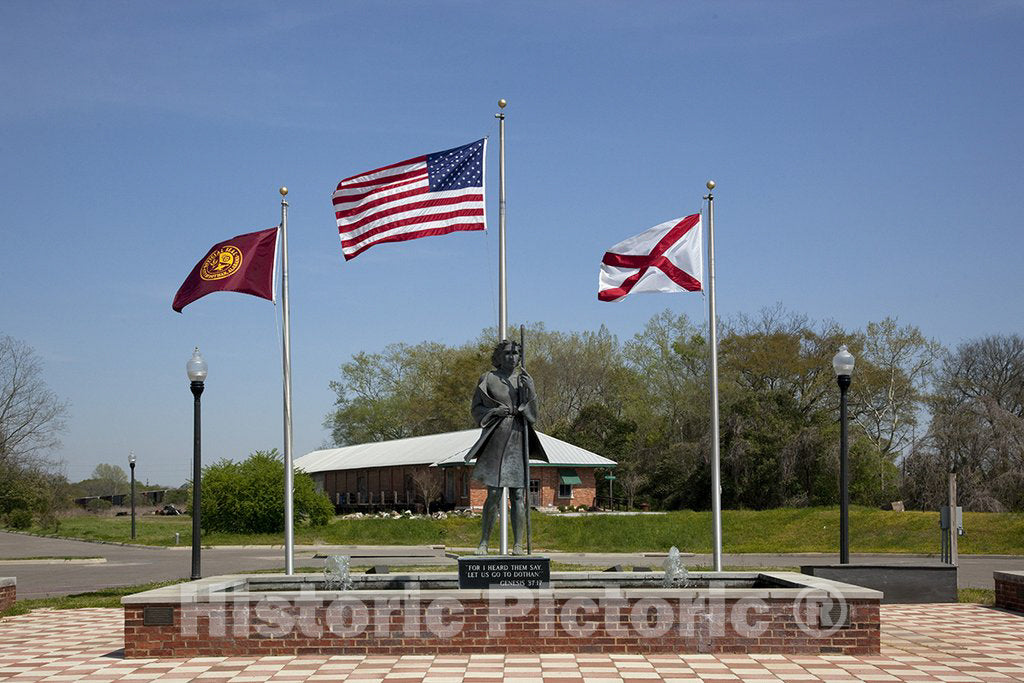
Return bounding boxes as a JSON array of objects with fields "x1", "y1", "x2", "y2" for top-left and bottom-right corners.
[{"x1": 465, "y1": 339, "x2": 547, "y2": 555}]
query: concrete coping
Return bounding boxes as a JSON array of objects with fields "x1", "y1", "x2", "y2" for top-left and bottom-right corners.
[
  {"x1": 993, "y1": 570, "x2": 1024, "y2": 582},
  {"x1": 0, "y1": 577, "x2": 15, "y2": 588},
  {"x1": 121, "y1": 571, "x2": 882, "y2": 605}
]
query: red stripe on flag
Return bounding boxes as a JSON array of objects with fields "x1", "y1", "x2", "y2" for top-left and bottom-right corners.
[
  {"x1": 340, "y1": 207, "x2": 486, "y2": 248},
  {"x1": 334, "y1": 184, "x2": 430, "y2": 218},
  {"x1": 342, "y1": 222, "x2": 484, "y2": 260},
  {"x1": 335, "y1": 155, "x2": 427, "y2": 186},
  {"x1": 333, "y1": 174, "x2": 428, "y2": 208}
]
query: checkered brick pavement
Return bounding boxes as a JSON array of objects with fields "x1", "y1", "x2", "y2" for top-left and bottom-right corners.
[{"x1": 1, "y1": 604, "x2": 1022, "y2": 681}]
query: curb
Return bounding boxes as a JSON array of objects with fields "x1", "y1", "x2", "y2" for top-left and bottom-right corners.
[{"x1": 0, "y1": 558, "x2": 107, "y2": 565}]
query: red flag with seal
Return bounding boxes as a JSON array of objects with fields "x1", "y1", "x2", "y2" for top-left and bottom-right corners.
[{"x1": 172, "y1": 227, "x2": 279, "y2": 313}]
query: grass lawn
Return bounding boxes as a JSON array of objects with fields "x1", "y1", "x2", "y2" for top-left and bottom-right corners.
[{"x1": 19, "y1": 506, "x2": 1024, "y2": 555}]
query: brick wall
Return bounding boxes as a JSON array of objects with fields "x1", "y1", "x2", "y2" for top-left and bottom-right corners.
[
  {"x1": 322, "y1": 464, "x2": 599, "y2": 510},
  {"x1": 0, "y1": 579, "x2": 15, "y2": 612},
  {"x1": 994, "y1": 571, "x2": 1024, "y2": 612},
  {"x1": 124, "y1": 596, "x2": 879, "y2": 658},
  {"x1": 467, "y1": 467, "x2": 598, "y2": 510}
]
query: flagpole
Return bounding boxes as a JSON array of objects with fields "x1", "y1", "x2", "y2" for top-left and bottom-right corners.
[
  {"x1": 497, "y1": 98, "x2": 508, "y2": 339},
  {"x1": 704, "y1": 180, "x2": 723, "y2": 571},
  {"x1": 495, "y1": 98, "x2": 509, "y2": 556},
  {"x1": 280, "y1": 186, "x2": 295, "y2": 576}
]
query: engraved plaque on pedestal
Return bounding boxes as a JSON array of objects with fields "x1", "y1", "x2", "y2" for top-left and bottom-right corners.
[{"x1": 458, "y1": 556, "x2": 550, "y2": 589}]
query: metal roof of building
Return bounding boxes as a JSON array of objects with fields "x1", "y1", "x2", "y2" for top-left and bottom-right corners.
[{"x1": 295, "y1": 429, "x2": 617, "y2": 473}]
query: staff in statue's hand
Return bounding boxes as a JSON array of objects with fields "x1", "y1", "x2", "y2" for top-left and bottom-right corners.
[{"x1": 465, "y1": 339, "x2": 548, "y2": 555}]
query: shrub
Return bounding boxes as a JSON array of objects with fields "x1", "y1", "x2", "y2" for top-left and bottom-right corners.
[
  {"x1": 6, "y1": 508, "x2": 32, "y2": 529},
  {"x1": 37, "y1": 511, "x2": 61, "y2": 533},
  {"x1": 86, "y1": 498, "x2": 113, "y2": 513},
  {"x1": 197, "y1": 450, "x2": 334, "y2": 534}
]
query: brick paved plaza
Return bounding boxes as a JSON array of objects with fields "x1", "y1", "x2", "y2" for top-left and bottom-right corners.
[{"x1": 0, "y1": 604, "x2": 1022, "y2": 682}]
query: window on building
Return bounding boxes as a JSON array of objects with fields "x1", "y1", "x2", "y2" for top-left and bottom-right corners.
[{"x1": 558, "y1": 468, "x2": 580, "y2": 499}]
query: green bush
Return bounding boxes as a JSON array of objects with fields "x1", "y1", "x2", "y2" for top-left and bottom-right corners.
[
  {"x1": 37, "y1": 511, "x2": 61, "y2": 533},
  {"x1": 6, "y1": 508, "x2": 32, "y2": 529},
  {"x1": 197, "y1": 450, "x2": 334, "y2": 534},
  {"x1": 86, "y1": 498, "x2": 113, "y2": 513}
]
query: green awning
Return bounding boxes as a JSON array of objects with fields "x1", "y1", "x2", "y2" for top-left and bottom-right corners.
[{"x1": 558, "y1": 468, "x2": 582, "y2": 485}]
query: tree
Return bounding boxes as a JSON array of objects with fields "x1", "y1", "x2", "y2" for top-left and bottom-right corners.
[
  {"x1": 325, "y1": 341, "x2": 486, "y2": 446},
  {"x1": 198, "y1": 449, "x2": 334, "y2": 533},
  {"x1": 0, "y1": 336, "x2": 68, "y2": 470},
  {"x1": 89, "y1": 463, "x2": 129, "y2": 498},
  {"x1": 513, "y1": 323, "x2": 625, "y2": 432},
  {"x1": 409, "y1": 469, "x2": 443, "y2": 514},
  {"x1": 619, "y1": 311, "x2": 709, "y2": 509},
  {"x1": 855, "y1": 318, "x2": 943, "y2": 458},
  {"x1": 618, "y1": 467, "x2": 647, "y2": 509},
  {"x1": 715, "y1": 307, "x2": 849, "y2": 508},
  {"x1": 906, "y1": 335, "x2": 1024, "y2": 511}
]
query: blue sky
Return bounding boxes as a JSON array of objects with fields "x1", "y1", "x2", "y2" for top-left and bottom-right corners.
[{"x1": 2, "y1": 1, "x2": 1022, "y2": 485}]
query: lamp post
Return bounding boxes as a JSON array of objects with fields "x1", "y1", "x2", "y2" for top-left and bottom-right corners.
[
  {"x1": 832, "y1": 344, "x2": 855, "y2": 564},
  {"x1": 186, "y1": 347, "x2": 207, "y2": 581},
  {"x1": 129, "y1": 451, "x2": 137, "y2": 540}
]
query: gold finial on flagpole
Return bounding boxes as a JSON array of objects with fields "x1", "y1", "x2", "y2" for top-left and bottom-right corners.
[
  {"x1": 498, "y1": 98, "x2": 507, "y2": 108},
  {"x1": 706, "y1": 180, "x2": 716, "y2": 191},
  {"x1": 279, "y1": 187, "x2": 288, "y2": 196}
]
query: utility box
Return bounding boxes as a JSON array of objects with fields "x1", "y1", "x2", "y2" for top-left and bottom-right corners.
[
  {"x1": 939, "y1": 506, "x2": 963, "y2": 532},
  {"x1": 940, "y1": 505, "x2": 964, "y2": 564}
]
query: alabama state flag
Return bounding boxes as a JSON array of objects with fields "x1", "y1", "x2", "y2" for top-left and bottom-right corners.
[{"x1": 598, "y1": 214, "x2": 703, "y2": 302}]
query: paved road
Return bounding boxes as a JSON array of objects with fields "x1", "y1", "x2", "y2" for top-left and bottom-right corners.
[{"x1": 0, "y1": 531, "x2": 1019, "y2": 597}]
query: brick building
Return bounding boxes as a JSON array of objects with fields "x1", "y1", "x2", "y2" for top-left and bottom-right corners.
[{"x1": 296, "y1": 429, "x2": 616, "y2": 511}]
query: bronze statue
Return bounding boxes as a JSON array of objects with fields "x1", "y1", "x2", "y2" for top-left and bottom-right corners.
[{"x1": 465, "y1": 339, "x2": 547, "y2": 555}]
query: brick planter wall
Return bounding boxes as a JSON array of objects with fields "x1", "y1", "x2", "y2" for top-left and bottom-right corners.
[
  {"x1": 994, "y1": 571, "x2": 1024, "y2": 612},
  {"x1": 123, "y1": 574, "x2": 880, "y2": 658},
  {"x1": 0, "y1": 578, "x2": 15, "y2": 611}
]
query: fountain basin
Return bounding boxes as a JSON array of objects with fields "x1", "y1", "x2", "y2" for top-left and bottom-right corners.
[{"x1": 122, "y1": 571, "x2": 880, "y2": 657}]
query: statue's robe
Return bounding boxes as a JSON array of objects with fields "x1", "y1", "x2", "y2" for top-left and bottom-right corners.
[{"x1": 464, "y1": 369, "x2": 548, "y2": 488}]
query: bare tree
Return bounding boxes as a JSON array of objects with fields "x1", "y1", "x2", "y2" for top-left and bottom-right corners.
[
  {"x1": 905, "y1": 334, "x2": 1024, "y2": 511},
  {"x1": 0, "y1": 336, "x2": 69, "y2": 469},
  {"x1": 619, "y1": 468, "x2": 648, "y2": 510},
  {"x1": 410, "y1": 468, "x2": 443, "y2": 514}
]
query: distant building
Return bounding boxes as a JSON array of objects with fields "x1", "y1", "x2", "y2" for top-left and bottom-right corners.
[
  {"x1": 73, "y1": 490, "x2": 170, "y2": 508},
  {"x1": 296, "y1": 430, "x2": 617, "y2": 510}
]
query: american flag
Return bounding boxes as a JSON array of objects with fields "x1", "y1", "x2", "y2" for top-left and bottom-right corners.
[{"x1": 332, "y1": 139, "x2": 487, "y2": 261}]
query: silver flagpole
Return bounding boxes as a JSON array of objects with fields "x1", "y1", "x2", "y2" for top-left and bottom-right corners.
[
  {"x1": 497, "y1": 99, "x2": 508, "y2": 339},
  {"x1": 495, "y1": 98, "x2": 509, "y2": 555},
  {"x1": 280, "y1": 187, "x2": 295, "y2": 575},
  {"x1": 704, "y1": 180, "x2": 723, "y2": 571}
]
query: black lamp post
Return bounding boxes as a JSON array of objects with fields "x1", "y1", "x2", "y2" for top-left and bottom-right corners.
[
  {"x1": 832, "y1": 344, "x2": 855, "y2": 564},
  {"x1": 187, "y1": 347, "x2": 207, "y2": 580},
  {"x1": 129, "y1": 451, "x2": 137, "y2": 540}
]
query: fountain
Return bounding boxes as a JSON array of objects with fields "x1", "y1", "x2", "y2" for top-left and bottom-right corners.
[
  {"x1": 662, "y1": 546, "x2": 690, "y2": 588},
  {"x1": 323, "y1": 555, "x2": 353, "y2": 591},
  {"x1": 122, "y1": 564, "x2": 881, "y2": 658}
]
